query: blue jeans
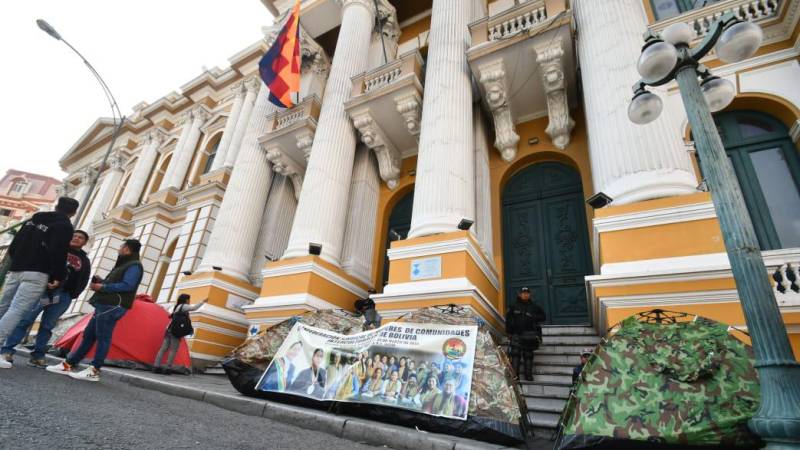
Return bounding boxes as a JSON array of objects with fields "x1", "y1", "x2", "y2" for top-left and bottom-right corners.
[
  {"x1": 66, "y1": 304, "x2": 127, "y2": 370},
  {"x1": 1, "y1": 290, "x2": 73, "y2": 359},
  {"x1": 0, "y1": 271, "x2": 49, "y2": 345}
]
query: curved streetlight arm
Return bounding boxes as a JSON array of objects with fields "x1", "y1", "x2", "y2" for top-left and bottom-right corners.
[
  {"x1": 633, "y1": 12, "x2": 743, "y2": 92},
  {"x1": 59, "y1": 37, "x2": 123, "y2": 124}
]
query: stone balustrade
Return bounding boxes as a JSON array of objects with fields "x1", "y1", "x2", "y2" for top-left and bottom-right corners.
[
  {"x1": 651, "y1": 0, "x2": 781, "y2": 41},
  {"x1": 469, "y1": 0, "x2": 551, "y2": 45},
  {"x1": 350, "y1": 50, "x2": 424, "y2": 97},
  {"x1": 266, "y1": 95, "x2": 321, "y2": 133}
]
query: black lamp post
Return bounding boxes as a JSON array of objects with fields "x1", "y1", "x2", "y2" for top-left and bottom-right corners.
[
  {"x1": 629, "y1": 14, "x2": 800, "y2": 449},
  {"x1": 36, "y1": 19, "x2": 126, "y2": 226}
]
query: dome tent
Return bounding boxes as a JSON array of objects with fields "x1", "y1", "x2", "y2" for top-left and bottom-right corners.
[
  {"x1": 556, "y1": 310, "x2": 762, "y2": 450},
  {"x1": 53, "y1": 294, "x2": 192, "y2": 373},
  {"x1": 222, "y1": 306, "x2": 529, "y2": 445}
]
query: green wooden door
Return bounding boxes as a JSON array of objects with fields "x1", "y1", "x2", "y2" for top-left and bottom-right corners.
[{"x1": 502, "y1": 162, "x2": 592, "y2": 325}]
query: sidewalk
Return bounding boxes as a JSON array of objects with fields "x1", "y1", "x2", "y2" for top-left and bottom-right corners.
[{"x1": 22, "y1": 350, "x2": 554, "y2": 450}]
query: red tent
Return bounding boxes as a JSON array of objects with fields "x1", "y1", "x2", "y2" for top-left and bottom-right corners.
[{"x1": 54, "y1": 294, "x2": 192, "y2": 372}]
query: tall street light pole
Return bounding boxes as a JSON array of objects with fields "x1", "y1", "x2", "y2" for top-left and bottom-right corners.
[
  {"x1": 36, "y1": 19, "x2": 126, "y2": 227},
  {"x1": 628, "y1": 14, "x2": 800, "y2": 449}
]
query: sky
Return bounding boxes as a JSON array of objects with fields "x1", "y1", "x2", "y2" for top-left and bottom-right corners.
[{"x1": 0, "y1": 1, "x2": 272, "y2": 180}]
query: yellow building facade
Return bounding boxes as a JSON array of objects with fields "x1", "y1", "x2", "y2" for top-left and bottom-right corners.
[{"x1": 60, "y1": 0, "x2": 800, "y2": 368}]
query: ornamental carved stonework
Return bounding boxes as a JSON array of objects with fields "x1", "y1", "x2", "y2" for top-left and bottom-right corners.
[
  {"x1": 351, "y1": 112, "x2": 401, "y2": 189},
  {"x1": 478, "y1": 60, "x2": 520, "y2": 162},
  {"x1": 395, "y1": 93, "x2": 422, "y2": 137},
  {"x1": 536, "y1": 41, "x2": 575, "y2": 150},
  {"x1": 265, "y1": 147, "x2": 304, "y2": 201}
]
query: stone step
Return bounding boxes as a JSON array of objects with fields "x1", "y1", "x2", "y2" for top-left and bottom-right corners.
[
  {"x1": 533, "y1": 365, "x2": 574, "y2": 375},
  {"x1": 541, "y1": 334, "x2": 602, "y2": 346},
  {"x1": 532, "y1": 353, "x2": 582, "y2": 365},
  {"x1": 528, "y1": 410, "x2": 561, "y2": 429},
  {"x1": 535, "y1": 344, "x2": 594, "y2": 355},
  {"x1": 520, "y1": 382, "x2": 572, "y2": 398},
  {"x1": 541, "y1": 326, "x2": 596, "y2": 336},
  {"x1": 530, "y1": 373, "x2": 573, "y2": 385},
  {"x1": 526, "y1": 396, "x2": 567, "y2": 413}
]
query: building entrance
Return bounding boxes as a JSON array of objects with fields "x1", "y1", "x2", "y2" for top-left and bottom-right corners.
[{"x1": 502, "y1": 162, "x2": 592, "y2": 325}]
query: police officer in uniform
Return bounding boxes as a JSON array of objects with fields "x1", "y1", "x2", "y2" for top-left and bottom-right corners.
[{"x1": 505, "y1": 287, "x2": 546, "y2": 381}]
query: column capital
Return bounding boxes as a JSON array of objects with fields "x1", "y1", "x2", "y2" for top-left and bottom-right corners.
[
  {"x1": 300, "y1": 31, "x2": 331, "y2": 76},
  {"x1": 145, "y1": 127, "x2": 170, "y2": 146},
  {"x1": 244, "y1": 77, "x2": 261, "y2": 94},
  {"x1": 478, "y1": 60, "x2": 520, "y2": 161},
  {"x1": 190, "y1": 104, "x2": 211, "y2": 125},
  {"x1": 230, "y1": 79, "x2": 247, "y2": 96},
  {"x1": 79, "y1": 167, "x2": 97, "y2": 185},
  {"x1": 337, "y1": 0, "x2": 376, "y2": 17},
  {"x1": 107, "y1": 149, "x2": 129, "y2": 172}
]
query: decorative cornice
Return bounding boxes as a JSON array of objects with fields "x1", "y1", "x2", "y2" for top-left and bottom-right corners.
[
  {"x1": 535, "y1": 39, "x2": 574, "y2": 150},
  {"x1": 351, "y1": 111, "x2": 401, "y2": 189},
  {"x1": 478, "y1": 60, "x2": 519, "y2": 162}
]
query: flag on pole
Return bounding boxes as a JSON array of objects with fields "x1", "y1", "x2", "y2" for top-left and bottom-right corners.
[{"x1": 259, "y1": 0, "x2": 301, "y2": 108}]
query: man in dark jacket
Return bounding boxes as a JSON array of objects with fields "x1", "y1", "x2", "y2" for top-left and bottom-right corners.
[
  {"x1": 505, "y1": 287, "x2": 546, "y2": 381},
  {"x1": 47, "y1": 239, "x2": 143, "y2": 381},
  {"x1": 1, "y1": 230, "x2": 91, "y2": 368},
  {"x1": 0, "y1": 197, "x2": 77, "y2": 369}
]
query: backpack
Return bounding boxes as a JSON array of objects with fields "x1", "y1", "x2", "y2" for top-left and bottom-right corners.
[{"x1": 168, "y1": 306, "x2": 194, "y2": 338}]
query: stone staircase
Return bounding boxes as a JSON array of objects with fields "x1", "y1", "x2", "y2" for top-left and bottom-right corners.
[{"x1": 519, "y1": 325, "x2": 601, "y2": 438}]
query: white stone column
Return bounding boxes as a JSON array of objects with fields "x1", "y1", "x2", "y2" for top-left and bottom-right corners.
[
  {"x1": 210, "y1": 80, "x2": 246, "y2": 172},
  {"x1": 121, "y1": 129, "x2": 166, "y2": 207},
  {"x1": 162, "y1": 106, "x2": 209, "y2": 191},
  {"x1": 474, "y1": 105, "x2": 493, "y2": 258},
  {"x1": 73, "y1": 168, "x2": 94, "y2": 212},
  {"x1": 573, "y1": 0, "x2": 697, "y2": 204},
  {"x1": 283, "y1": 0, "x2": 376, "y2": 263},
  {"x1": 83, "y1": 151, "x2": 127, "y2": 233},
  {"x1": 249, "y1": 174, "x2": 297, "y2": 284},
  {"x1": 197, "y1": 83, "x2": 279, "y2": 280},
  {"x1": 408, "y1": 0, "x2": 475, "y2": 238},
  {"x1": 341, "y1": 146, "x2": 380, "y2": 285},
  {"x1": 160, "y1": 112, "x2": 193, "y2": 190},
  {"x1": 223, "y1": 78, "x2": 260, "y2": 168}
]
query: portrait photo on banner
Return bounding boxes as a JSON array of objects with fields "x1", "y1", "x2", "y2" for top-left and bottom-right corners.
[{"x1": 255, "y1": 322, "x2": 478, "y2": 420}]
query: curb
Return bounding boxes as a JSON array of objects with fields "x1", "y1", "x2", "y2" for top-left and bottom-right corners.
[{"x1": 21, "y1": 350, "x2": 513, "y2": 450}]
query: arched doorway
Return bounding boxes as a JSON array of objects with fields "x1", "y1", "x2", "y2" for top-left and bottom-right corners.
[
  {"x1": 700, "y1": 110, "x2": 800, "y2": 249},
  {"x1": 502, "y1": 162, "x2": 592, "y2": 325},
  {"x1": 382, "y1": 190, "x2": 414, "y2": 287}
]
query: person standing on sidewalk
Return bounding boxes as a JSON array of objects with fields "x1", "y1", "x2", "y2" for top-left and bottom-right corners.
[
  {"x1": 46, "y1": 239, "x2": 143, "y2": 381},
  {"x1": 0, "y1": 197, "x2": 77, "y2": 369},
  {"x1": 152, "y1": 293, "x2": 206, "y2": 375},
  {"x1": 1, "y1": 230, "x2": 91, "y2": 368}
]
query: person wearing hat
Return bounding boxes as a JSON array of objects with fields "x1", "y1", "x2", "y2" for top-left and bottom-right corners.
[
  {"x1": 505, "y1": 286, "x2": 546, "y2": 381},
  {"x1": 572, "y1": 347, "x2": 593, "y2": 385}
]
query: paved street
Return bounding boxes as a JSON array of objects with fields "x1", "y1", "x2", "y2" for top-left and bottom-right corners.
[{"x1": 0, "y1": 358, "x2": 378, "y2": 450}]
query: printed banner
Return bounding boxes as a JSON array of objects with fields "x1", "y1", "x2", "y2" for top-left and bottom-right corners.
[{"x1": 256, "y1": 322, "x2": 478, "y2": 420}]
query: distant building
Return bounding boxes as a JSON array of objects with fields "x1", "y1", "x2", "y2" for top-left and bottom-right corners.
[{"x1": 0, "y1": 169, "x2": 62, "y2": 229}]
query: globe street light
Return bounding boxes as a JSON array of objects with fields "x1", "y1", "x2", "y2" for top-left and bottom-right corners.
[
  {"x1": 36, "y1": 19, "x2": 126, "y2": 226},
  {"x1": 629, "y1": 13, "x2": 800, "y2": 449}
]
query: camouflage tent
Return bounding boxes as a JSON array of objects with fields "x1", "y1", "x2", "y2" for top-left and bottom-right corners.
[
  {"x1": 556, "y1": 312, "x2": 762, "y2": 450},
  {"x1": 222, "y1": 306, "x2": 528, "y2": 445}
]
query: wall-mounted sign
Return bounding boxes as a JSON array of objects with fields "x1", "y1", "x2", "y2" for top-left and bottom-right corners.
[{"x1": 410, "y1": 256, "x2": 441, "y2": 280}]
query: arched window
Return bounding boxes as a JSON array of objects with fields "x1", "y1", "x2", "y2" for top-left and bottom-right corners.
[
  {"x1": 700, "y1": 110, "x2": 800, "y2": 250},
  {"x1": 203, "y1": 138, "x2": 220, "y2": 175}
]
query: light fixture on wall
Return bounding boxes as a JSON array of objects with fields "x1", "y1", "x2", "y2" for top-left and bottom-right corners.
[
  {"x1": 309, "y1": 242, "x2": 322, "y2": 256},
  {"x1": 528, "y1": 137, "x2": 540, "y2": 145},
  {"x1": 212, "y1": 266, "x2": 222, "y2": 271},
  {"x1": 586, "y1": 192, "x2": 613, "y2": 209},
  {"x1": 457, "y1": 218, "x2": 474, "y2": 231},
  {"x1": 181, "y1": 270, "x2": 193, "y2": 276}
]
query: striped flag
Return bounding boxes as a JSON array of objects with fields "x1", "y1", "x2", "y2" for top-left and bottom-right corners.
[{"x1": 259, "y1": 0, "x2": 301, "y2": 108}]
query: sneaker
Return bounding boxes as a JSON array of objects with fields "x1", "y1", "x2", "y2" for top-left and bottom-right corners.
[
  {"x1": 27, "y1": 358, "x2": 47, "y2": 369},
  {"x1": 1, "y1": 353, "x2": 11, "y2": 363},
  {"x1": 70, "y1": 366, "x2": 100, "y2": 382},
  {"x1": 46, "y1": 361, "x2": 73, "y2": 375},
  {"x1": 0, "y1": 358, "x2": 11, "y2": 369}
]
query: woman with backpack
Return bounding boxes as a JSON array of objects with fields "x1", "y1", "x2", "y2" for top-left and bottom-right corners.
[{"x1": 153, "y1": 294, "x2": 206, "y2": 374}]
